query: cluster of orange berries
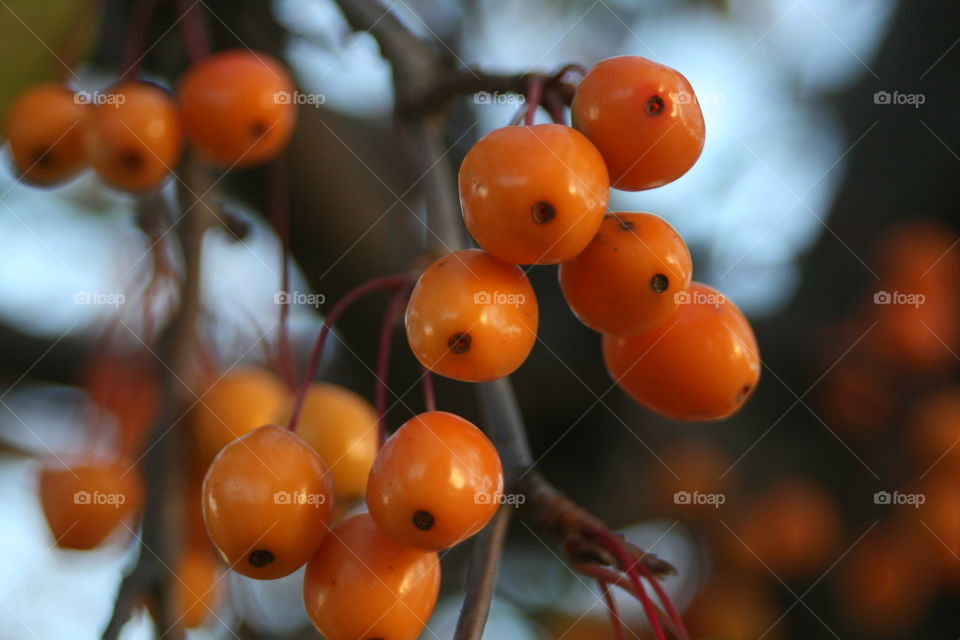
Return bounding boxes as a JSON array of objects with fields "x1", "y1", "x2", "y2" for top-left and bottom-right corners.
[
  {"x1": 33, "y1": 53, "x2": 765, "y2": 639},
  {"x1": 4, "y1": 49, "x2": 295, "y2": 190},
  {"x1": 407, "y1": 56, "x2": 760, "y2": 420},
  {"x1": 196, "y1": 367, "x2": 502, "y2": 639}
]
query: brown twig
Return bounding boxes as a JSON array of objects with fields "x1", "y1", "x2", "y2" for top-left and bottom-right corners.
[
  {"x1": 452, "y1": 506, "x2": 513, "y2": 640},
  {"x1": 518, "y1": 471, "x2": 675, "y2": 578},
  {"x1": 101, "y1": 153, "x2": 218, "y2": 640}
]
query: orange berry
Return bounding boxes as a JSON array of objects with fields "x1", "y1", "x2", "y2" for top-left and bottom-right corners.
[
  {"x1": 835, "y1": 520, "x2": 938, "y2": 636},
  {"x1": 907, "y1": 387, "x2": 960, "y2": 472},
  {"x1": 303, "y1": 512, "x2": 440, "y2": 640},
  {"x1": 728, "y1": 477, "x2": 842, "y2": 580},
  {"x1": 38, "y1": 460, "x2": 144, "y2": 550},
  {"x1": 193, "y1": 366, "x2": 289, "y2": 466},
  {"x1": 4, "y1": 83, "x2": 88, "y2": 185},
  {"x1": 86, "y1": 82, "x2": 182, "y2": 191},
  {"x1": 864, "y1": 221, "x2": 960, "y2": 373},
  {"x1": 283, "y1": 382, "x2": 378, "y2": 500},
  {"x1": 405, "y1": 249, "x2": 539, "y2": 382},
  {"x1": 179, "y1": 50, "x2": 295, "y2": 168},
  {"x1": 84, "y1": 350, "x2": 160, "y2": 457},
  {"x1": 914, "y1": 471, "x2": 960, "y2": 574},
  {"x1": 559, "y1": 212, "x2": 692, "y2": 335},
  {"x1": 573, "y1": 56, "x2": 705, "y2": 190},
  {"x1": 201, "y1": 424, "x2": 333, "y2": 579},
  {"x1": 685, "y1": 573, "x2": 783, "y2": 640},
  {"x1": 459, "y1": 123, "x2": 609, "y2": 264},
  {"x1": 170, "y1": 543, "x2": 222, "y2": 628},
  {"x1": 367, "y1": 411, "x2": 503, "y2": 550},
  {"x1": 603, "y1": 282, "x2": 759, "y2": 421}
]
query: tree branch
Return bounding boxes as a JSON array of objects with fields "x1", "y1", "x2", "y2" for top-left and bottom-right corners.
[
  {"x1": 452, "y1": 506, "x2": 512, "y2": 640},
  {"x1": 327, "y1": 2, "x2": 677, "y2": 638},
  {"x1": 102, "y1": 153, "x2": 217, "y2": 640}
]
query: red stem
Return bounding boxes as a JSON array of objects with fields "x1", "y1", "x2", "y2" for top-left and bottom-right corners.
[
  {"x1": 119, "y1": 0, "x2": 161, "y2": 82},
  {"x1": 375, "y1": 285, "x2": 412, "y2": 443},
  {"x1": 635, "y1": 555, "x2": 689, "y2": 639},
  {"x1": 575, "y1": 564, "x2": 684, "y2": 639},
  {"x1": 589, "y1": 527, "x2": 667, "y2": 640},
  {"x1": 267, "y1": 159, "x2": 296, "y2": 389},
  {"x1": 175, "y1": 0, "x2": 210, "y2": 63},
  {"x1": 507, "y1": 103, "x2": 527, "y2": 127},
  {"x1": 58, "y1": 0, "x2": 105, "y2": 82},
  {"x1": 286, "y1": 275, "x2": 411, "y2": 432},
  {"x1": 543, "y1": 91, "x2": 567, "y2": 125},
  {"x1": 523, "y1": 75, "x2": 544, "y2": 126},
  {"x1": 599, "y1": 580, "x2": 628, "y2": 640},
  {"x1": 421, "y1": 366, "x2": 436, "y2": 412}
]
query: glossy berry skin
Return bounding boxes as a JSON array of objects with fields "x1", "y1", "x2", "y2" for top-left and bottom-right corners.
[
  {"x1": 179, "y1": 50, "x2": 295, "y2": 168},
  {"x1": 603, "y1": 283, "x2": 759, "y2": 420},
  {"x1": 303, "y1": 512, "x2": 440, "y2": 640},
  {"x1": 367, "y1": 411, "x2": 503, "y2": 551},
  {"x1": 559, "y1": 212, "x2": 692, "y2": 336},
  {"x1": 405, "y1": 249, "x2": 538, "y2": 382},
  {"x1": 286, "y1": 382, "x2": 378, "y2": 500},
  {"x1": 39, "y1": 461, "x2": 144, "y2": 550},
  {"x1": 86, "y1": 83, "x2": 182, "y2": 191},
  {"x1": 572, "y1": 56, "x2": 705, "y2": 191},
  {"x1": 193, "y1": 366, "x2": 289, "y2": 466},
  {"x1": 459, "y1": 123, "x2": 609, "y2": 264},
  {"x1": 201, "y1": 424, "x2": 333, "y2": 579},
  {"x1": 4, "y1": 83, "x2": 88, "y2": 186}
]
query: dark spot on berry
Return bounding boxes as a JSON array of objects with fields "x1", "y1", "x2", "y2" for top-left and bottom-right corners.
[
  {"x1": 736, "y1": 384, "x2": 753, "y2": 402},
  {"x1": 248, "y1": 549, "x2": 275, "y2": 567},
  {"x1": 412, "y1": 510, "x2": 434, "y2": 530},
  {"x1": 646, "y1": 95, "x2": 665, "y2": 116},
  {"x1": 117, "y1": 149, "x2": 144, "y2": 172},
  {"x1": 532, "y1": 200, "x2": 556, "y2": 224},
  {"x1": 249, "y1": 120, "x2": 268, "y2": 139},
  {"x1": 650, "y1": 273, "x2": 669, "y2": 293},
  {"x1": 32, "y1": 147, "x2": 55, "y2": 167},
  {"x1": 448, "y1": 332, "x2": 471, "y2": 354},
  {"x1": 616, "y1": 218, "x2": 635, "y2": 231}
]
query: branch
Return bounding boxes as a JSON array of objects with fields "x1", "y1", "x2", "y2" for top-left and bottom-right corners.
[
  {"x1": 518, "y1": 472, "x2": 675, "y2": 578},
  {"x1": 452, "y1": 506, "x2": 512, "y2": 640},
  {"x1": 102, "y1": 153, "x2": 218, "y2": 640},
  {"x1": 328, "y1": 2, "x2": 677, "y2": 638}
]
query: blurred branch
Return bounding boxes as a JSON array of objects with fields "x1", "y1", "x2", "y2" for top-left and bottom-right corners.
[
  {"x1": 102, "y1": 153, "x2": 217, "y2": 640},
  {"x1": 329, "y1": 2, "x2": 674, "y2": 639},
  {"x1": 452, "y1": 506, "x2": 512, "y2": 640}
]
